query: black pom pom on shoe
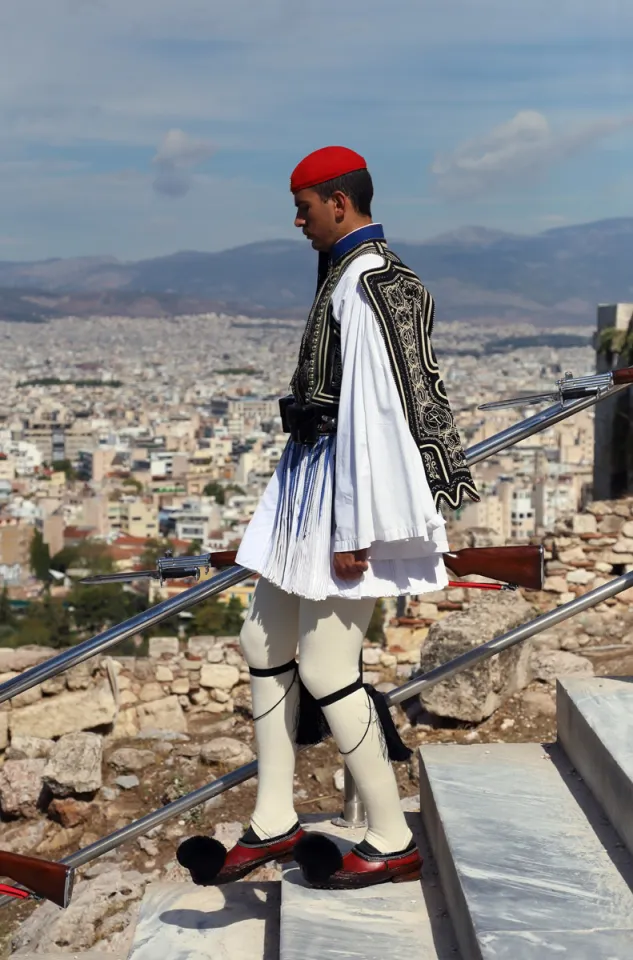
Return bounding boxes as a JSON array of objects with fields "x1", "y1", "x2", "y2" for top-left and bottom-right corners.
[
  {"x1": 176, "y1": 836, "x2": 227, "y2": 886},
  {"x1": 294, "y1": 833, "x2": 343, "y2": 885}
]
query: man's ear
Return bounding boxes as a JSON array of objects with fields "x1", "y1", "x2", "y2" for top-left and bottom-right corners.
[{"x1": 330, "y1": 190, "x2": 348, "y2": 222}]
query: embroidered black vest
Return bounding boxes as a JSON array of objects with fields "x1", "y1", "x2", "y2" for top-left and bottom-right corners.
[{"x1": 290, "y1": 236, "x2": 479, "y2": 511}]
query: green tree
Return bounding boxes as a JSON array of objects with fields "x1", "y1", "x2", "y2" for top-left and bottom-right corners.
[
  {"x1": 29, "y1": 530, "x2": 51, "y2": 582},
  {"x1": 139, "y1": 538, "x2": 171, "y2": 570},
  {"x1": 0, "y1": 586, "x2": 15, "y2": 628},
  {"x1": 66, "y1": 583, "x2": 147, "y2": 637},
  {"x1": 11, "y1": 595, "x2": 72, "y2": 649},
  {"x1": 366, "y1": 600, "x2": 385, "y2": 644},
  {"x1": 49, "y1": 545, "x2": 80, "y2": 574},
  {"x1": 203, "y1": 481, "x2": 225, "y2": 505},
  {"x1": 190, "y1": 597, "x2": 229, "y2": 636},
  {"x1": 77, "y1": 541, "x2": 115, "y2": 575},
  {"x1": 51, "y1": 459, "x2": 79, "y2": 481},
  {"x1": 182, "y1": 540, "x2": 203, "y2": 557},
  {"x1": 222, "y1": 595, "x2": 244, "y2": 635}
]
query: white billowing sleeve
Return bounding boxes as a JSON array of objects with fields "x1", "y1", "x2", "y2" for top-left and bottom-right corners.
[{"x1": 332, "y1": 255, "x2": 448, "y2": 558}]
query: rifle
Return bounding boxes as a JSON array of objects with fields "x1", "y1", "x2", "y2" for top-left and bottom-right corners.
[
  {"x1": 478, "y1": 365, "x2": 633, "y2": 411},
  {"x1": 81, "y1": 544, "x2": 545, "y2": 592},
  {"x1": 0, "y1": 850, "x2": 74, "y2": 908}
]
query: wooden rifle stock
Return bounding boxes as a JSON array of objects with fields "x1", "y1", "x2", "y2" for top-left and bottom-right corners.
[
  {"x1": 209, "y1": 545, "x2": 545, "y2": 591},
  {"x1": 614, "y1": 366, "x2": 633, "y2": 385},
  {"x1": 0, "y1": 851, "x2": 74, "y2": 908},
  {"x1": 443, "y1": 545, "x2": 544, "y2": 591}
]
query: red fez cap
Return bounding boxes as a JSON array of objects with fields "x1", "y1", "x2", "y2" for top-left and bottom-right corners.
[{"x1": 290, "y1": 146, "x2": 367, "y2": 193}]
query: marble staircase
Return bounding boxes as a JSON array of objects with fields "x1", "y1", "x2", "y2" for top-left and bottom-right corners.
[{"x1": 121, "y1": 675, "x2": 633, "y2": 960}]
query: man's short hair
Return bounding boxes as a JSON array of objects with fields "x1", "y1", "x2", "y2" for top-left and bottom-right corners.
[{"x1": 312, "y1": 168, "x2": 373, "y2": 217}]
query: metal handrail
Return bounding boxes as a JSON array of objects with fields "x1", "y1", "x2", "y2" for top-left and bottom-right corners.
[
  {"x1": 0, "y1": 566, "x2": 248, "y2": 705},
  {"x1": 0, "y1": 381, "x2": 625, "y2": 707},
  {"x1": 0, "y1": 378, "x2": 629, "y2": 908},
  {"x1": 0, "y1": 565, "x2": 622, "y2": 907}
]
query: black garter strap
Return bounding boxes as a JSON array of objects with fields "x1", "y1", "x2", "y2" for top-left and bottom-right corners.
[
  {"x1": 300, "y1": 676, "x2": 411, "y2": 762},
  {"x1": 315, "y1": 677, "x2": 363, "y2": 708},
  {"x1": 249, "y1": 659, "x2": 297, "y2": 678},
  {"x1": 249, "y1": 666, "x2": 412, "y2": 762},
  {"x1": 249, "y1": 660, "x2": 298, "y2": 724}
]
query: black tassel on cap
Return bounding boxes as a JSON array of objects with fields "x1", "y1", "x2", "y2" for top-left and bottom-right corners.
[
  {"x1": 296, "y1": 678, "x2": 331, "y2": 746},
  {"x1": 365, "y1": 684, "x2": 412, "y2": 762},
  {"x1": 176, "y1": 836, "x2": 227, "y2": 885}
]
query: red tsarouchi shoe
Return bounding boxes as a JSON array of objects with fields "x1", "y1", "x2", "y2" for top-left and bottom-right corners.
[
  {"x1": 294, "y1": 832, "x2": 422, "y2": 889},
  {"x1": 177, "y1": 822, "x2": 305, "y2": 885}
]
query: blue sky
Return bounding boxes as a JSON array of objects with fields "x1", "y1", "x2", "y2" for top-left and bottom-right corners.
[{"x1": 0, "y1": 0, "x2": 632, "y2": 260}]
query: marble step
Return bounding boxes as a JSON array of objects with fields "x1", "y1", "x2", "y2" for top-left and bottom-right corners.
[
  {"x1": 126, "y1": 880, "x2": 280, "y2": 960},
  {"x1": 419, "y1": 741, "x2": 633, "y2": 959},
  {"x1": 279, "y1": 800, "x2": 460, "y2": 960},
  {"x1": 557, "y1": 675, "x2": 633, "y2": 858}
]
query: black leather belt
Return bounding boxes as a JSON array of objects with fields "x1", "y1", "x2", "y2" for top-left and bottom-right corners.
[{"x1": 279, "y1": 397, "x2": 338, "y2": 445}]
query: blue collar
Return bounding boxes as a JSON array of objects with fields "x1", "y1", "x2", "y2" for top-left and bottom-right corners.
[{"x1": 330, "y1": 223, "x2": 385, "y2": 264}]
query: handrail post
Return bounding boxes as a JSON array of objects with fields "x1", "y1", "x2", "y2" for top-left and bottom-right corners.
[{"x1": 332, "y1": 652, "x2": 367, "y2": 828}]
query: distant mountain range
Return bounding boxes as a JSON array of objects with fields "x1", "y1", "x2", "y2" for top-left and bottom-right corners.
[{"x1": 1, "y1": 217, "x2": 632, "y2": 325}]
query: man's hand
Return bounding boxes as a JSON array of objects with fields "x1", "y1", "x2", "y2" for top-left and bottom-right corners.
[{"x1": 333, "y1": 549, "x2": 369, "y2": 581}]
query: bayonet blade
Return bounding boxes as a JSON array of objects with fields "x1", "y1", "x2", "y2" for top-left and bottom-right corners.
[
  {"x1": 478, "y1": 392, "x2": 560, "y2": 411},
  {"x1": 79, "y1": 570, "x2": 159, "y2": 585}
]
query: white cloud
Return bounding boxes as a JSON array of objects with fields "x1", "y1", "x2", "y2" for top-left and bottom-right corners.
[
  {"x1": 431, "y1": 110, "x2": 633, "y2": 198},
  {"x1": 151, "y1": 129, "x2": 215, "y2": 198}
]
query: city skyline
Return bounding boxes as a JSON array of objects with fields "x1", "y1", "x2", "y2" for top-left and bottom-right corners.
[{"x1": 0, "y1": 1, "x2": 632, "y2": 260}]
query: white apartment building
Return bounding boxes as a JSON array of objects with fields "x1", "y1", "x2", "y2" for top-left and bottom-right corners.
[{"x1": 173, "y1": 499, "x2": 222, "y2": 545}]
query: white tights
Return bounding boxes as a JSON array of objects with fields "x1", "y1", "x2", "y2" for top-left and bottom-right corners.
[{"x1": 239, "y1": 577, "x2": 412, "y2": 854}]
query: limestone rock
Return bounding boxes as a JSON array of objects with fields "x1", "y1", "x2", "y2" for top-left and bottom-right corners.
[
  {"x1": 213, "y1": 820, "x2": 244, "y2": 849},
  {"x1": 108, "y1": 747, "x2": 156, "y2": 773},
  {"x1": 201, "y1": 737, "x2": 254, "y2": 766},
  {"x1": 566, "y1": 568, "x2": 593, "y2": 585},
  {"x1": 111, "y1": 707, "x2": 140, "y2": 740},
  {"x1": 65, "y1": 662, "x2": 96, "y2": 690},
  {"x1": 558, "y1": 545, "x2": 588, "y2": 564},
  {"x1": 149, "y1": 636, "x2": 179, "y2": 659},
  {"x1": 530, "y1": 649, "x2": 594, "y2": 685},
  {"x1": 43, "y1": 732, "x2": 103, "y2": 797},
  {"x1": 200, "y1": 663, "x2": 240, "y2": 690},
  {"x1": 116, "y1": 774, "x2": 140, "y2": 789},
  {"x1": 0, "y1": 645, "x2": 53, "y2": 673},
  {"x1": 41, "y1": 674, "x2": 66, "y2": 696},
  {"x1": 598, "y1": 514, "x2": 624, "y2": 534},
  {"x1": 621, "y1": 520, "x2": 633, "y2": 539},
  {"x1": 155, "y1": 665, "x2": 173, "y2": 682},
  {"x1": 10, "y1": 683, "x2": 117, "y2": 739},
  {"x1": 187, "y1": 635, "x2": 218, "y2": 657},
  {"x1": 613, "y1": 539, "x2": 633, "y2": 554},
  {"x1": 11, "y1": 686, "x2": 43, "y2": 708},
  {"x1": 0, "y1": 713, "x2": 7, "y2": 751},
  {"x1": 139, "y1": 681, "x2": 164, "y2": 702},
  {"x1": 362, "y1": 647, "x2": 381, "y2": 666},
  {"x1": 10, "y1": 866, "x2": 150, "y2": 955},
  {"x1": 571, "y1": 514, "x2": 597, "y2": 535},
  {"x1": 6, "y1": 736, "x2": 55, "y2": 760},
  {"x1": 206, "y1": 647, "x2": 225, "y2": 663},
  {"x1": 0, "y1": 759, "x2": 47, "y2": 818},
  {"x1": 522, "y1": 688, "x2": 557, "y2": 718},
  {"x1": 416, "y1": 591, "x2": 535, "y2": 723},
  {"x1": 48, "y1": 797, "x2": 94, "y2": 828},
  {"x1": 587, "y1": 501, "x2": 613, "y2": 516},
  {"x1": 171, "y1": 677, "x2": 190, "y2": 695},
  {"x1": 136, "y1": 694, "x2": 187, "y2": 734},
  {"x1": 543, "y1": 576, "x2": 568, "y2": 594}
]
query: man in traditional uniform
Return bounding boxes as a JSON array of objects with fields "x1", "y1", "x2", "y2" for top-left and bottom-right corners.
[{"x1": 178, "y1": 147, "x2": 478, "y2": 890}]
